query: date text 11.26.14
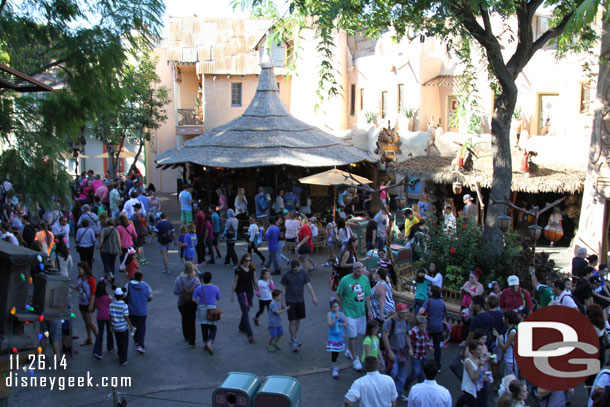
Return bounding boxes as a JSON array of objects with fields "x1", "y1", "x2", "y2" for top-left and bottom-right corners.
[{"x1": 10, "y1": 354, "x2": 68, "y2": 371}]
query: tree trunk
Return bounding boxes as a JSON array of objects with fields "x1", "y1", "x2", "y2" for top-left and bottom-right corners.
[
  {"x1": 100, "y1": 124, "x2": 116, "y2": 180},
  {"x1": 484, "y1": 91, "x2": 516, "y2": 253},
  {"x1": 128, "y1": 132, "x2": 144, "y2": 174}
]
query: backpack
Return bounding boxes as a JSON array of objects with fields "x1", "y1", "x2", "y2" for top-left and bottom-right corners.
[
  {"x1": 134, "y1": 213, "x2": 148, "y2": 236},
  {"x1": 179, "y1": 277, "x2": 196, "y2": 304},
  {"x1": 563, "y1": 293, "x2": 586, "y2": 313},
  {"x1": 257, "y1": 194, "x2": 269, "y2": 211},
  {"x1": 225, "y1": 221, "x2": 236, "y2": 239}
]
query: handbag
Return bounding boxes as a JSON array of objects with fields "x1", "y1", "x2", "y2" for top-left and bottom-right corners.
[{"x1": 203, "y1": 285, "x2": 222, "y2": 321}]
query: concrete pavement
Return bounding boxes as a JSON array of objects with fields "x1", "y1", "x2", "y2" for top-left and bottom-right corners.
[{"x1": 9, "y1": 193, "x2": 589, "y2": 406}]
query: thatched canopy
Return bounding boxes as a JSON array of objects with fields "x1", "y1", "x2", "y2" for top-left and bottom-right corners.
[
  {"x1": 156, "y1": 58, "x2": 375, "y2": 169},
  {"x1": 394, "y1": 155, "x2": 586, "y2": 194}
]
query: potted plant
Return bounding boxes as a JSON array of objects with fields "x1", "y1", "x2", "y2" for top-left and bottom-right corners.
[
  {"x1": 512, "y1": 107, "x2": 525, "y2": 135},
  {"x1": 364, "y1": 110, "x2": 377, "y2": 124},
  {"x1": 401, "y1": 106, "x2": 418, "y2": 131}
]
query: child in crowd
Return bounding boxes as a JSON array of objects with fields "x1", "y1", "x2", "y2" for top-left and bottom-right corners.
[
  {"x1": 326, "y1": 298, "x2": 346, "y2": 378},
  {"x1": 377, "y1": 249, "x2": 395, "y2": 284},
  {"x1": 92, "y1": 278, "x2": 113, "y2": 359},
  {"x1": 489, "y1": 281, "x2": 501, "y2": 296},
  {"x1": 109, "y1": 287, "x2": 133, "y2": 366},
  {"x1": 406, "y1": 316, "x2": 432, "y2": 390},
  {"x1": 362, "y1": 319, "x2": 380, "y2": 363},
  {"x1": 124, "y1": 250, "x2": 139, "y2": 281},
  {"x1": 177, "y1": 225, "x2": 188, "y2": 263},
  {"x1": 182, "y1": 223, "x2": 197, "y2": 263},
  {"x1": 254, "y1": 268, "x2": 275, "y2": 326},
  {"x1": 267, "y1": 289, "x2": 288, "y2": 352},
  {"x1": 324, "y1": 219, "x2": 336, "y2": 267}
]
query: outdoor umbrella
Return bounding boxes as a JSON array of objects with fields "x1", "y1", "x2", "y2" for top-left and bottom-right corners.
[
  {"x1": 94, "y1": 150, "x2": 137, "y2": 159},
  {"x1": 299, "y1": 169, "x2": 373, "y2": 219}
]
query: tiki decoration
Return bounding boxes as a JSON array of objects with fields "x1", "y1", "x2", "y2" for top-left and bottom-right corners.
[{"x1": 375, "y1": 124, "x2": 402, "y2": 166}]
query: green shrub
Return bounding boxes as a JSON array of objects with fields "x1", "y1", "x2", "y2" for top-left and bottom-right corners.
[{"x1": 415, "y1": 218, "x2": 521, "y2": 290}]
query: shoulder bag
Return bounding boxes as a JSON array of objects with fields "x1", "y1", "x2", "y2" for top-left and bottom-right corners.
[{"x1": 203, "y1": 285, "x2": 222, "y2": 321}]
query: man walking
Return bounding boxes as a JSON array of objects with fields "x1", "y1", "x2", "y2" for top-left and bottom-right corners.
[
  {"x1": 382, "y1": 302, "x2": 413, "y2": 402},
  {"x1": 336, "y1": 262, "x2": 372, "y2": 371},
  {"x1": 344, "y1": 357, "x2": 397, "y2": 407},
  {"x1": 280, "y1": 260, "x2": 318, "y2": 351},
  {"x1": 209, "y1": 206, "x2": 222, "y2": 259},
  {"x1": 178, "y1": 185, "x2": 194, "y2": 225},
  {"x1": 374, "y1": 208, "x2": 388, "y2": 250},
  {"x1": 407, "y1": 360, "x2": 451, "y2": 407},
  {"x1": 125, "y1": 271, "x2": 152, "y2": 354},
  {"x1": 499, "y1": 275, "x2": 533, "y2": 315},
  {"x1": 255, "y1": 186, "x2": 271, "y2": 229},
  {"x1": 194, "y1": 205, "x2": 207, "y2": 265},
  {"x1": 150, "y1": 212, "x2": 177, "y2": 273},
  {"x1": 265, "y1": 216, "x2": 281, "y2": 275}
]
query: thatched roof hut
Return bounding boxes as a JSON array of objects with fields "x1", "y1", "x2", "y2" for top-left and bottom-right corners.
[
  {"x1": 393, "y1": 155, "x2": 586, "y2": 193},
  {"x1": 156, "y1": 57, "x2": 375, "y2": 169}
]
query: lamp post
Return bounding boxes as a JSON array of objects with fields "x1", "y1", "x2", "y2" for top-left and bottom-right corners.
[{"x1": 497, "y1": 214, "x2": 512, "y2": 234}]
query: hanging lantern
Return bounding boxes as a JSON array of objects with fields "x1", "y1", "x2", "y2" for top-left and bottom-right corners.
[
  {"x1": 452, "y1": 182, "x2": 462, "y2": 194},
  {"x1": 497, "y1": 215, "x2": 512, "y2": 233},
  {"x1": 528, "y1": 225, "x2": 543, "y2": 242}
]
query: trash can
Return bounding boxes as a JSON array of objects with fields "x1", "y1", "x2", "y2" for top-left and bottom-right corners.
[
  {"x1": 212, "y1": 372, "x2": 260, "y2": 407},
  {"x1": 32, "y1": 269, "x2": 70, "y2": 316},
  {"x1": 347, "y1": 216, "x2": 368, "y2": 257},
  {"x1": 253, "y1": 376, "x2": 300, "y2": 407}
]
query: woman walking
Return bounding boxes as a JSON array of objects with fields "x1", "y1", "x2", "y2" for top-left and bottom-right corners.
[
  {"x1": 34, "y1": 222, "x2": 55, "y2": 256},
  {"x1": 370, "y1": 268, "x2": 395, "y2": 323},
  {"x1": 296, "y1": 216, "x2": 315, "y2": 271},
  {"x1": 231, "y1": 254, "x2": 259, "y2": 344},
  {"x1": 116, "y1": 213, "x2": 137, "y2": 262},
  {"x1": 55, "y1": 239, "x2": 73, "y2": 278},
  {"x1": 276, "y1": 216, "x2": 290, "y2": 267},
  {"x1": 92, "y1": 279, "x2": 114, "y2": 359},
  {"x1": 223, "y1": 209, "x2": 239, "y2": 266},
  {"x1": 173, "y1": 262, "x2": 201, "y2": 348},
  {"x1": 419, "y1": 285, "x2": 446, "y2": 369},
  {"x1": 75, "y1": 219, "x2": 96, "y2": 269},
  {"x1": 72, "y1": 262, "x2": 98, "y2": 346},
  {"x1": 193, "y1": 271, "x2": 221, "y2": 354},
  {"x1": 338, "y1": 237, "x2": 358, "y2": 279},
  {"x1": 98, "y1": 218, "x2": 121, "y2": 280}
]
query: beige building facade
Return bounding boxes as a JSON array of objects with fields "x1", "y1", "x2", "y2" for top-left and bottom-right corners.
[{"x1": 149, "y1": 15, "x2": 595, "y2": 192}]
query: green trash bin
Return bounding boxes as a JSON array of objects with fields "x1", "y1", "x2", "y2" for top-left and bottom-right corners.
[
  {"x1": 253, "y1": 375, "x2": 300, "y2": 407},
  {"x1": 212, "y1": 372, "x2": 260, "y2": 407},
  {"x1": 347, "y1": 216, "x2": 368, "y2": 257}
]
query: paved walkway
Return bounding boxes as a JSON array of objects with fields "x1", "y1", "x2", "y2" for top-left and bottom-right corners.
[{"x1": 9, "y1": 193, "x2": 589, "y2": 406}]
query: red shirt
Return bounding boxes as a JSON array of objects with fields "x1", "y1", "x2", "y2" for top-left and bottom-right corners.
[
  {"x1": 298, "y1": 224, "x2": 313, "y2": 250},
  {"x1": 126, "y1": 259, "x2": 139, "y2": 280},
  {"x1": 194, "y1": 211, "x2": 206, "y2": 236},
  {"x1": 499, "y1": 287, "x2": 533, "y2": 312}
]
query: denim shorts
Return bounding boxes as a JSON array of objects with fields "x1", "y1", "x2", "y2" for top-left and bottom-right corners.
[{"x1": 269, "y1": 326, "x2": 284, "y2": 338}]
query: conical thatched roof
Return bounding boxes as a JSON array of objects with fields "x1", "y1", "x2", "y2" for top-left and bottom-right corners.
[{"x1": 156, "y1": 58, "x2": 375, "y2": 169}]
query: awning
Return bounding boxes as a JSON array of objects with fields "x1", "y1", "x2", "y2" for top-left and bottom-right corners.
[
  {"x1": 0, "y1": 63, "x2": 53, "y2": 93},
  {"x1": 422, "y1": 75, "x2": 458, "y2": 87}
]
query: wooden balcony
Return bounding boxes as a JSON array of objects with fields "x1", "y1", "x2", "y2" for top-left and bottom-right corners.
[{"x1": 176, "y1": 108, "x2": 204, "y2": 136}]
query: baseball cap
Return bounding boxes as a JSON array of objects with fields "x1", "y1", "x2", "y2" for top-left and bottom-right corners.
[
  {"x1": 507, "y1": 275, "x2": 519, "y2": 286},
  {"x1": 463, "y1": 194, "x2": 473, "y2": 201},
  {"x1": 396, "y1": 303, "x2": 408, "y2": 311},
  {"x1": 114, "y1": 288, "x2": 124, "y2": 296}
]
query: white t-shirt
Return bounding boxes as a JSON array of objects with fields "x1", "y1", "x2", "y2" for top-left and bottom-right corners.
[
  {"x1": 248, "y1": 224, "x2": 259, "y2": 243},
  {"x1": 285, "y1": 219, "x2": 300, "y2": 239},
  {"x1": 408, "y1": 380, "x2": 452, "y2": 407},
  {"x1": 344, "y1": 371, "x2": 397, "y2": 407},
  {"x1": 257, "y1": 279, "x2": 274, "y2": 301}
]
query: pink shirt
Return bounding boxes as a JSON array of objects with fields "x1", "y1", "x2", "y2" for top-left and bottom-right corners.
[
  {"x1": 117, "y1": 224, "x2": 137, "y2": 248},
  {"x1": 96, "y1": 294, "x2": 112, "y2": 320},
  {"x1": 91, "y1": 179, "x2": 104, "y2": 192}
]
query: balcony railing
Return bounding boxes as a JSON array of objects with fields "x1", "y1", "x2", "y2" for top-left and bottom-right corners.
[{"x1": 177, "y1": 109, "x2": 203, "y2": 126}]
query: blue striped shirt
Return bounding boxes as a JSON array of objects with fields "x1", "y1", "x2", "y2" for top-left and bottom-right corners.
[{"x1": 109, "y1": 301, "x2": 129, "y2": 332}]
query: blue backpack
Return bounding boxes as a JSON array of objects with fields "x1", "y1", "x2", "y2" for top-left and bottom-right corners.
[
  {"x1": 255, "y1": 226, "x2": 263, "y2": 248},
  {"x1": 257, "y1": 194, "x2": 269, "y2": 211}
]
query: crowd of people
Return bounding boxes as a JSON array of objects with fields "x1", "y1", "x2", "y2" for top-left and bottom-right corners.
[{"x1": 3, "y1": 170, "x2": 610, "y2": 407}]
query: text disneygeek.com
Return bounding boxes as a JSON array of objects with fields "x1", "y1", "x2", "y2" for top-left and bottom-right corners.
[{"x1": 5, "y1": 372, "x2": 132, "y2": 391}]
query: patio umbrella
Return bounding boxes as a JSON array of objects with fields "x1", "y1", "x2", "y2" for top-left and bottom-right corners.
[
  {"x1": 299, "y1": 169, "x2": 373, "y2": 220},
  {"x1": 94, "y1": 150, "x2": 137, "y2": 159}
]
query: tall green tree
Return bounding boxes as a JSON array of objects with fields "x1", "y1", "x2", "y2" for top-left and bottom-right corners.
[
  {"x1": 91, "y1": 51, "x2": 169, "y2": 178},
  {"x1": 237, "y1": 0, "x2": 600, "y2": 251},
  {"x1": 0, "y1": 0, "x2": 164, "y2": 206}
]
